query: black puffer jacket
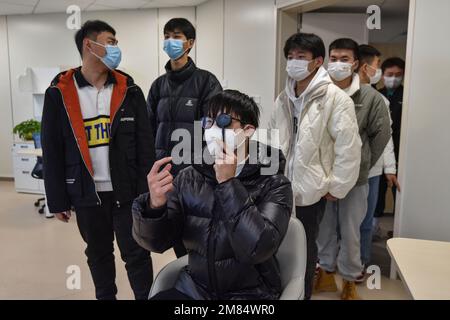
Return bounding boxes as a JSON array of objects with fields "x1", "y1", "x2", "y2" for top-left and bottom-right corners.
[
  {"x1": 147, "y1": 58, "x2": 222, "y2": 176},
  {"x1": 132, "y1": 144, "x2": 293, "y2": 300}
]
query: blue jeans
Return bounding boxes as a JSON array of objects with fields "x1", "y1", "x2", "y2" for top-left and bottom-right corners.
[{"x1": 360, "y1": 176, "x2": 381, "y2": 267}]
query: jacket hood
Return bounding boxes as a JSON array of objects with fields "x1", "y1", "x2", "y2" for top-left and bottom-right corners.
[
  {"x1": 193, "y1": 141, "x2": 286, "y2": 181},
  {"x1": 343, "y1": 73, "x2": 360, "y2": 97},
  {"x1": 285, "y1": 66, "x2": 332, "y2": 105}
]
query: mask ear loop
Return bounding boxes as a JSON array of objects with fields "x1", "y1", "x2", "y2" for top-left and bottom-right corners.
[
  {"x1": 220, "y1": 107, "x2": 226, "y2": 144},
  {"x1": 172, "y1": 39, "x2": 190, "y2": 61},
  {"x1": 87, "y1": 40, "x2": 110, "y2": 68},
  {"x1": 219, "y1": 108, "x2": 227, "y2": 160}
]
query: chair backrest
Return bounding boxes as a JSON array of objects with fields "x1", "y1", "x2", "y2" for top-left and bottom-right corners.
[
  {"x1": 275, "y1": 217, "x2": 307, "y2": 288},
  {"x1": 31, "y1": 132, "x2": 43, "y2": 179},
  {"x1": 32, "y1": 132, "x2": 41, "y2": 149}
]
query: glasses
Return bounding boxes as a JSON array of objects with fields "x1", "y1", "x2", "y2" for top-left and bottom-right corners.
[{"x1": 201, "y1": 114, "x2": 243, "y2": 129}]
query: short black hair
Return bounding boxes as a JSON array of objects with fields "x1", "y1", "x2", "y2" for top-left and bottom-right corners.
[
  {"x1": 207, "y1": 90, "x2": 260, "y2": 128},
  {"x1": 329, "y1": 38, "x2": 360, "y2": 61},
  {"x1": 359, "y1": 44, "x2": 381, "y2": 66},
  {"x1": 164, "y1": 18, "x2": 196, "y2": 40},
  {"x1": 381, "y1": 57, "x2": 405, "y2": 73},
  {"x1": 75, "y1": 20, "x2": 116, "y2": 57},
  {"x1": 284, "y1": 32, "x2": 326, "y2": 59}
]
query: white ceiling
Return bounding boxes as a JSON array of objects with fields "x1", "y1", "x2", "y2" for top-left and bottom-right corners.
[{"x1": 0, "y1": 0, "x2": 209, "y2": 15}]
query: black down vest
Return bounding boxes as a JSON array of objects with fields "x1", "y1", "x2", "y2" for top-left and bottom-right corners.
[
  {"x1": 147, "y1": 58, "x2": 222, "y2": 176},
  {"x1": 132, "y1": 145, "x2": 293, "y2": 300}
]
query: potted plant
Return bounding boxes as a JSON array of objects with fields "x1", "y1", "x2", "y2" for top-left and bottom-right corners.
[{"x1": 13, "y1": 119, "x2": 41, "y2": 141}]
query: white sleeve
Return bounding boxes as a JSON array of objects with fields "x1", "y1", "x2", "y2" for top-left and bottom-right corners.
[
  {"x1": 380, "y1": 95, "x2": 397, "y2": 174},
  {"x1": 383, "y1": 137, "x2": 397, "y2": 174},
  {"x1": 328, "y1": 89, "x2": 362, "y2": 199}
]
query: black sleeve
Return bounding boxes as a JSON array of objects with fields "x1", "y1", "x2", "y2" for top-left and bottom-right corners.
[
  {"x1": 133, "y1": 86, "x2": 155, "y2": 195},
  {"x1": 41, "y1": 88, "x2": 71, "y2": 213},
  {"x1": 215, "y1": 175, "x2": 293, "y2": 265},
  {"x1": 146, "y1": 81, "x2": 160, "y2": 138},
  {"x1": 132, "y1": 176, "x2": 184, "y2": 253}
]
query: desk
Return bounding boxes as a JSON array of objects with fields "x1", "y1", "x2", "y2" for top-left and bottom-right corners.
[
  {"x1": 16, "y1": 148, "x2": 42, "y2": 157},
  {"x1": 15, "y1": 147, "x2": 52, "y2": 218},
  {"x1": 387, "y1": 238, "x2": 450, "y2": 300}
]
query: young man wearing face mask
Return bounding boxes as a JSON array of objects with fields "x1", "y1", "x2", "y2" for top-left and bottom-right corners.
[
  {"x1": 147, "y1": 18, "x2": 222, "y2": 257},
  {"x1": 132, "y1": 90, "x2": 293, "y2": 300},
  {"x1": 268, "y1": 33, "x2": 362, "y2": 300},
  {"x1": 374, "y1": 57, "x2": 405, "y2": 227},
  {"x1": 357, "y1": 45, "x2": 400, "y2": 274},
  {"x1": 315, "y1": 38, "x2": 391, "y2": 299},
  {"x1": 147, "y1": 18, "x2": 222, "y2": 174},
  {"x1": 41, "y1": 20, "x2": 155, "y2": 300}
]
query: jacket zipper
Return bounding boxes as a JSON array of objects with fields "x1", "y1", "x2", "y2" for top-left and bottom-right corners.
[
  {"x1": 53, "y1": 84, "x2": 134, "y2": 206},
  {"x1": 284, "y1": 96, "x2": 295, "y2": 165},
  {"x1": 53, "y1": 86, "x2": 102, "y2": 206},
  {"x1": 109, "y1": 85, "x2": 132, "y2": 207},
  {"x1": 283, "y1": 88, "x2": 325, "y2": 179}
]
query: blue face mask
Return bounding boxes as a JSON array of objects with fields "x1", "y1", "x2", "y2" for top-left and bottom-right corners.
[
  {"x1": 89, "y1": 40, "x2": 122, "y2": 70},
  {"x1": 163, "y1": 38, "x2": 187, "y2": 60}
]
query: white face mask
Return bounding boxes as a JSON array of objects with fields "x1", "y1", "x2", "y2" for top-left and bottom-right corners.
[
  {"x1": 204, "y1": 124, "x2": 247, "y2": 159},
  {"x1": 286, "y1": 59, "x2": 313, "y2": 81},
  {"x1": 328, "y1": 61, "x2": 353, "y2": 81},
  {"x1": 384, "y1": 76, "x2": 403, "y2": 89},
  {"x1": 367, "y1": 66, "x2": 382, "y2": 85}
]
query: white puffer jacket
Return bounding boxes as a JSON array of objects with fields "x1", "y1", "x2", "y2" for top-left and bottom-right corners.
[{"x1": 269, "y1": 67, "x2": 362, "y2": 207}]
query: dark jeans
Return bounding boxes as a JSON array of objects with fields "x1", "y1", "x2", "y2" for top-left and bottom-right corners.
[
  {"x1": 295, "y1": 198, "x2": 326, "y2": 300},
  {"x1": 150, "y1": 288, "x2": 194, "y2": 300},
  {"x1": 374, "y1": 176, "x2": 397, "y2": 217},
  {"x1": 75, "y1": 192, "x2": 153, "y2": 300}
]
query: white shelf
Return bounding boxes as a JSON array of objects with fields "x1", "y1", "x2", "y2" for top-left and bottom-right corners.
[{"x1": 18, "y1": 66, "x2": 60, "y2": 120}]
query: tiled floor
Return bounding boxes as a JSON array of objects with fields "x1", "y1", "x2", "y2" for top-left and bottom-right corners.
[{"x1": 0, "y1": 181, "x2": 409, "y2": 300}]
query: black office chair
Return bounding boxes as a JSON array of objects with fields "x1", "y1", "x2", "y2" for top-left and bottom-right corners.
[{"x1": 31, "y1": 132, "x2": 49, "y2": 216}]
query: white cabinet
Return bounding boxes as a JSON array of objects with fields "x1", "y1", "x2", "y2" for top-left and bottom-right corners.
[{"x1": 11, "y1": 142, "x2": 45, "y2": 194}]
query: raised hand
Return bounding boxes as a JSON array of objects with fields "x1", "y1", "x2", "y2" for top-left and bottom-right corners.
[{"x1": 147, "y1": 157, "x2": 174, "y2": 208}]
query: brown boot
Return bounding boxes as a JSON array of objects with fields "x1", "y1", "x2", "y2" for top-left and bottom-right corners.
[
  {"x1": 341, "y1": 279, "x2": 361, "y2": 300},
  {"x1": 313, "y1": 268, "x2": 338, "y2": 293}
]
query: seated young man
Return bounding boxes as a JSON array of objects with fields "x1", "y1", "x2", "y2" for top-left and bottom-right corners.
[{"x1": 132, "y1": 90, "x2": 293, "y2": 300}]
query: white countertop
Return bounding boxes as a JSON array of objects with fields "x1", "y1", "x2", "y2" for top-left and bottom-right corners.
[{"x1": 387, "y1": 237, "x2": 450, "y2": 300}]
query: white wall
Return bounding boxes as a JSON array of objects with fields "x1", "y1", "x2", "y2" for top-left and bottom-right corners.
[
  {"x1": 7, "y1": 13, "x2": 80, "y2": 128},
  {"x1": 301, "y1": 13, "x2": 369, "y2": 64},
  {"x1": 196, "y1": 0, "x2": 224, "y2": 80},
  {"x1": 82, "y1": 9, "x2": 159, "y2": 95},
  {"x1": 197, "y1": 0, "x2": 277, "y2": 128},
  {"x1": 395, "y1": 0, "x2": 450, "y2": 242},
  {"x1": 224, "y1": 0, "x2": 276, "y2": 128},
  {"x1": 0, "y1": 16, "x2": 13, "y2": 177},
  {"x1": 369, "y1": 15, "x2": 409, "y2": 44}
]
